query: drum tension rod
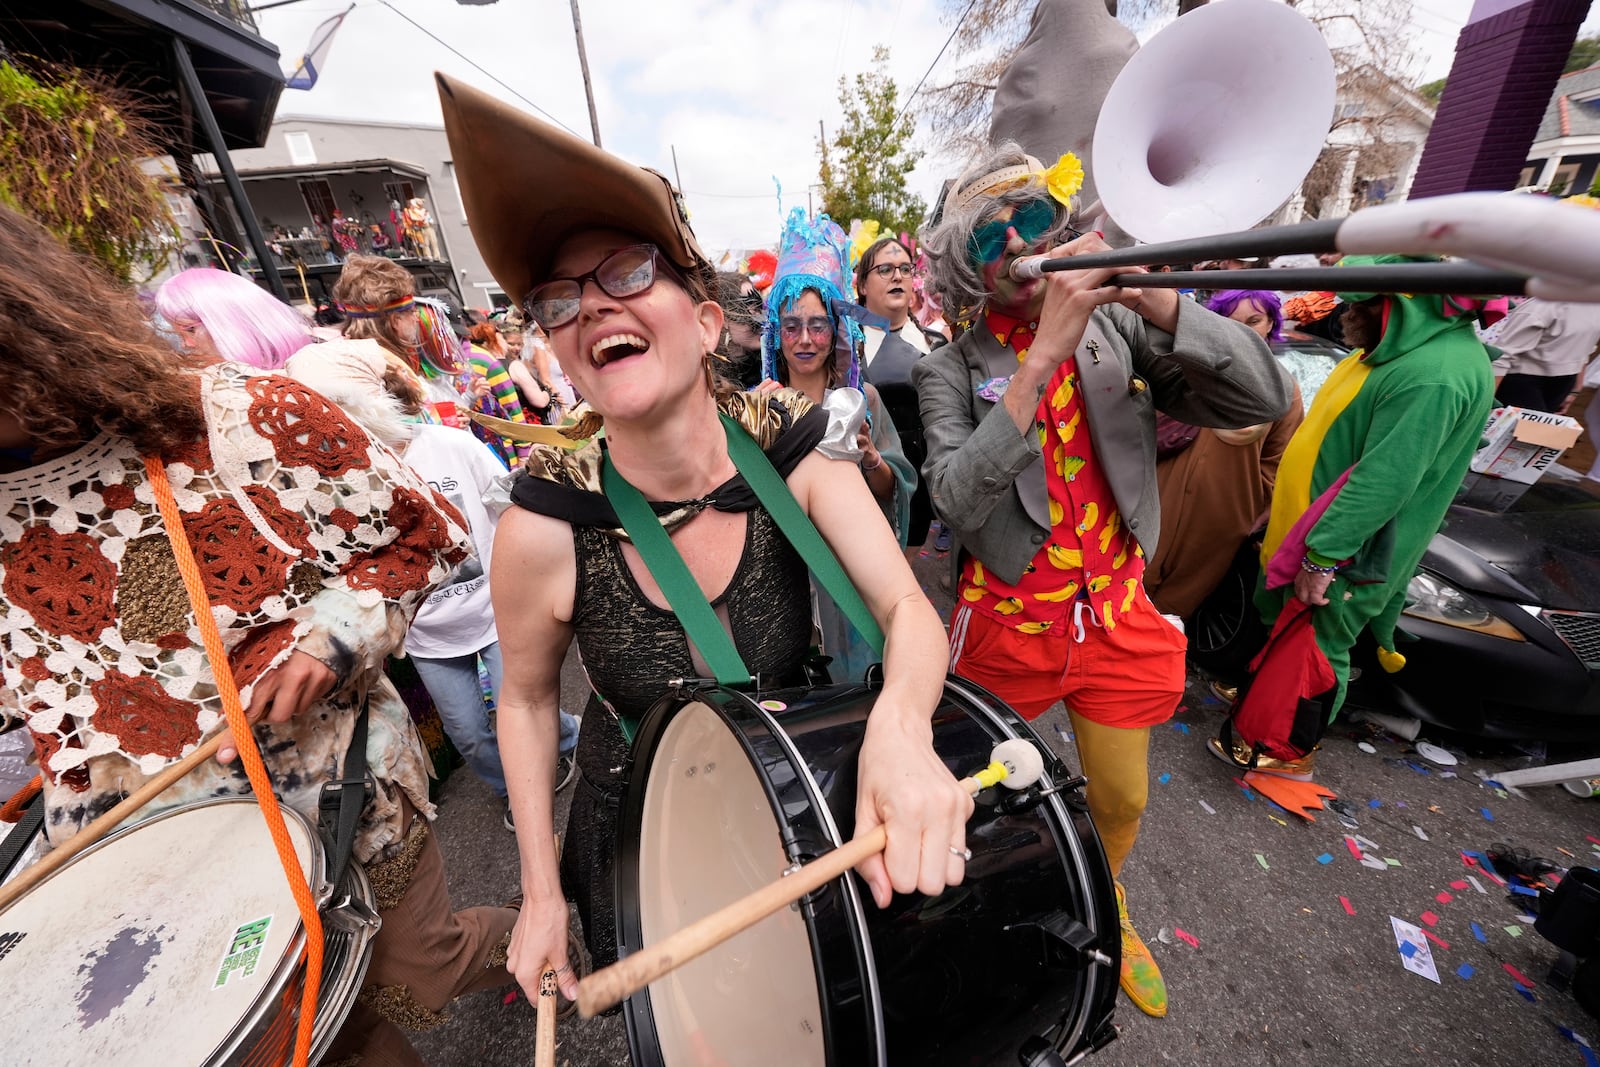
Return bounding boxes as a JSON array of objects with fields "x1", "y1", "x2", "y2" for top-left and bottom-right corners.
[{"x1": 996, "y1": 774, "x2": 1088, "y2": 815}]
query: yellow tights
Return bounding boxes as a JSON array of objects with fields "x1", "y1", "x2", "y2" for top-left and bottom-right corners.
[{"x1": 1066, "y1": 709, "x2": 1150, "y2": 880}]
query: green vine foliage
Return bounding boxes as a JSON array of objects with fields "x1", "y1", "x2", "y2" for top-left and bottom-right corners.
[{"x1": 0, "y1": 60, "x2": 178, "y2": 281}]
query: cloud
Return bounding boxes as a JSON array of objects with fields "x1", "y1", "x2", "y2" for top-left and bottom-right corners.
[
  {"x1": 253, "y1": 0, "x2": 1516, "y2": 259},
  {"x1": 258, "y1": 0, "x2": 961, "y2": 256}
]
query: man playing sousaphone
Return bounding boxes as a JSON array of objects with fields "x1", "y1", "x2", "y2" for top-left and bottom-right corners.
[
  {"x1": 435, "y1": 75, "x2": 973, "y2": 1009},
  {"x1": 916, "y1": 143, "x2": 1293, "y2": 1016}
]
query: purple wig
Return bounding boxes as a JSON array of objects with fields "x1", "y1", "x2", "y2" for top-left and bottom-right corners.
[
  {"x1": 1205, "y1": 289, "x2": 1284, "y2": 343},
  {"x1": 155, "y1": 268, "x2": 313, "y2": 369}
]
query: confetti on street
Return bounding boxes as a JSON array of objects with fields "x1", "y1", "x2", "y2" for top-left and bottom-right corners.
[
  {"x1": 1424, "y1": 930, "x2": 1450, "y2": 951},
  {"x1": 1503, "y1": 963, "x2": 1536, "y2": 989},
  {"x1": 1436, "y1": 891, "x2": 1452, "y2": 904},
  {"x1": 1505, "y1": 925, "x2": 1523, "y2": 938},
  {"x1": 1481, "y1": 808, "x2": 1495, "y2": 821},
  {"x1": 1317, "y1": 853, "x2": 1334, "y2": 865},
  {"x1": 1456, "y1": 963, "x2": 1475, "y2": 979},
  {"x1": 1420, "y1": 910, "x2": 1439, "y2": 927},
  {"x1": 1174, "y1": 928, "x2": 1200, "y2": 948},
  {"x1": 1472, "y1": 922, "x2": 1487, "y2": 943},
  {"x1": 1414, "y1": 825, "x2": 1429, "y2": 841},
  {"x1": 1255, "y1": 853, "x2": 1270, "y2": 870},
  {"x1": 1198, "y1": 799, "x2": 1217, "y2": 814}
]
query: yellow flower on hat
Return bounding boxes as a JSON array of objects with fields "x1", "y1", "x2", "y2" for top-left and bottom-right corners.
[{"x1": 1043, "y1": 153, "x2": 1084, "y2": 208}]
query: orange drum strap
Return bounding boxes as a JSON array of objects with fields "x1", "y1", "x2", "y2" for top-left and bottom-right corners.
[
  {"x1": 145, "y1": 455, "x2": 324, "y2": 1067},
  {"x1": 0, "y1": 775, "x2": 41, "y2": 823}
]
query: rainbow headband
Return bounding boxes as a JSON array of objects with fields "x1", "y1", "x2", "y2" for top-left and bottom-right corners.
[{"x1": 336, "y1": 296, "x2": 415, "y2": 319}]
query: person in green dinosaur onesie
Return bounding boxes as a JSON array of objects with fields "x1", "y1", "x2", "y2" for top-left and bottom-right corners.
[{"x1": 1209, "y1": 255, "x2": 1496, "y2": 780}]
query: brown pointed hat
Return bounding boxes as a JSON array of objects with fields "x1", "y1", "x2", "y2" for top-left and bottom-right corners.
[{"x1": 435, "y1": 73, "x2": 707, "y2": 304}]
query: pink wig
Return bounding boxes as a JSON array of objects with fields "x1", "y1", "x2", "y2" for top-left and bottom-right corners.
[{"x1": 155, "y1": 268, "x2": 313, "y2": 370}]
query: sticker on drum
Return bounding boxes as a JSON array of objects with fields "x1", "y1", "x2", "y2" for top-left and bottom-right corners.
[
  {"x1": 0, "y1": 798, "x2": 318, "y2": 1066},
  {"x1": 758, "y1": 699, "x2": 788, "y2": 712}
]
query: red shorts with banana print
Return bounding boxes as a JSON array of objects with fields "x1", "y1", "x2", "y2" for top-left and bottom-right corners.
[{"x1": 947, "y1": 585, "x2": 1187, "y2": 729}]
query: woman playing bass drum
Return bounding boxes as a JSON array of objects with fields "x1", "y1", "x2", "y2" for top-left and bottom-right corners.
[{"x1": 435, "y1": 75, "x2": 973, "y2": 1011}]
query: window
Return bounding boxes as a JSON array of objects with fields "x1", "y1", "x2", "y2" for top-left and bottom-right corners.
[
  {"x1": 1549, "y1": 163, "x2": 1581, "y2": 197},
  {"x1": 299, "y1": 179, "x2": 339, "y2": 228},
  {"x1": 284, "y1": 131, "x2": 316, "y2": 165},
  {"x1": 1517, "y1": 166, "x2": 1538, "y2": 188},
  {"x1": 444, "y1": 160, "x2": 467, "y2": 222},
  {"x1": 383, "y1": 180, "x2": 416, "y2": 211}
]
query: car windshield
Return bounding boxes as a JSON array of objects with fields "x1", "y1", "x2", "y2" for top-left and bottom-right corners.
[{"x1": 1270, "y1": 335, "x2": 1344, "y2": 408}]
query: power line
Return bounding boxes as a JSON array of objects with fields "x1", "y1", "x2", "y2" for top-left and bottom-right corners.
[
  {"x1": 373, "y1": 0, "x2": 584, "y2": 139},
  {"x1": 893, "y1": 0, "x2": 980, "y2": 128}
]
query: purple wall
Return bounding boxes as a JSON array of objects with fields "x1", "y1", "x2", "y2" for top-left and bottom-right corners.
[{"x1": 1409, "y1": 0, "x2": 1588, "y2": 199}]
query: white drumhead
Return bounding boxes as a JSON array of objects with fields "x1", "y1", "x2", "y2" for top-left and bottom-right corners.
[
  {"x1": 0, "y1": 799, "x2": 317, "y2": 1066},
  {"x1": 639, "y1": 700, "x2": 826, "y2": 1066}
]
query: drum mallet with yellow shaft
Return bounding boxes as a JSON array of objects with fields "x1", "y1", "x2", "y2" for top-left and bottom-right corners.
[
  {"x1": 577, "y1": 738, "x2": 1047, "y2": 1017},
  {"x1": 0, "y1": 729, "x2": 228, "y2": 914}
]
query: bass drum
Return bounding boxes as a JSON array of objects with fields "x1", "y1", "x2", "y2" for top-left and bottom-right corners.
[{"x1": 616, "y1": 678, "x2": 1119, "y2": 1066}]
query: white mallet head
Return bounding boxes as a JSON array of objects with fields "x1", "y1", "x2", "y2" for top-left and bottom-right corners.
[{"x1": 990, "y1": 738, "x2": 1046, "y2": 790}]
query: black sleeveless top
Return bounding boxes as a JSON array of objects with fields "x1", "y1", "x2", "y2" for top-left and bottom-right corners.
[
  {"x1": 507, "y1": 392, "x2": 827, "y2": 789},
  {"x1": 571, "y1": 509, "x2": 810, "y2": 729}
]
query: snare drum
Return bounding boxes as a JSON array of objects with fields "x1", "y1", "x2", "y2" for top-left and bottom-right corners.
[
  {"x1": 0, "y1": 797, "x2": 378, "y2": 1066},
  {"x1": 617, "y1": 678, "x2": 1119, "y2": 1066}
]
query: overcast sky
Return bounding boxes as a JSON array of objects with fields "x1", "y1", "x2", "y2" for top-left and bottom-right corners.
[{"x1": 253, "y1": 0, "x2": 1597, "y2": 257}]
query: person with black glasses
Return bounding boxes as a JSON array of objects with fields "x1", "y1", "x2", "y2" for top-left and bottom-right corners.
[
  {"x1": 856, "y1": 236, "x2": 947, "y2": 563},
  {"x1": 437, "y1": 76, "x2": 969, "y2": 1011}
]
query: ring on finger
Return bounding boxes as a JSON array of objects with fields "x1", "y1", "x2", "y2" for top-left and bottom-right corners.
[{"x1": 948, "y1": 845, "x2": 972, "y2": 862}]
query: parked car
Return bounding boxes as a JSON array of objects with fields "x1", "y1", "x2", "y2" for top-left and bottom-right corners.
[{"x1": 1190, "y1": 333, "x2": 1600, "y2": 742}]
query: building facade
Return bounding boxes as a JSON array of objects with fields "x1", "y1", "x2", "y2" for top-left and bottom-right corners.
[
  {"x1": 1521, "y1": 64, "x2": 1600, "y2": 196},
  {"x1": 200, "y1": 116, "x2": 505, "y2": 308}
]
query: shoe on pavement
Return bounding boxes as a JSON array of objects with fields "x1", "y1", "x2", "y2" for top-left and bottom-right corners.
[
  {"x1": 556, "y1": 752, "x2": 578, "y2": 792},
  {"x1": 1116, "y1": 883, "x2": 1167, "y2": 1018},
  {"x1": 1209, "y1": 680, "x2": 1238, "y2": 705},
  {"x1": 1206, "y1": 734, "x2": 1316, "y2": 781},
  {"x1": 503, "y1": 803, "x2": 515, "y2": 832}
]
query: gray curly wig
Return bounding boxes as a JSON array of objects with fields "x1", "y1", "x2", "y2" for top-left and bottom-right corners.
[{"x1": 918, "y1": 140, "x2": 1078, "y2": 323}]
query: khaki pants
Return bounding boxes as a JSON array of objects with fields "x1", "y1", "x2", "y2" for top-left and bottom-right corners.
[{"x1": 325, "y1": 799, "x2": 518, "y2": 1066}]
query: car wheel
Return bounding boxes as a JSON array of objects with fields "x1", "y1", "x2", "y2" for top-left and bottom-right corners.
[{"x1": 1190, "y1": 538, "x2": 1268, "y2": 681}]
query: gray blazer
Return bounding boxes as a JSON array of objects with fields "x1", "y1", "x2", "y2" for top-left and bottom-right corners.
[{"x1": 914, "y1": 298, "x2": 1293, "y2": 585}]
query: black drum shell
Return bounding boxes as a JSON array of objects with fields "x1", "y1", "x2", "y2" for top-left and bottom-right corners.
[{"x1": 615, "y1": 678, "x2": 1119, "y2": 1067}]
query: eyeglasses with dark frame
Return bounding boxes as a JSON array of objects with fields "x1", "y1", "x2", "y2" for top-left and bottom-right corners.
[
  {"x1": 523, "y1": 244, "x2": 661, "y2": 330},
  {"x1": 867, "y1": 262, "x2": 918, "y2": 280}
]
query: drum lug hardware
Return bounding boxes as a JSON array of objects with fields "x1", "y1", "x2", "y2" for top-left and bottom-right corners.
[
  {"x1": 1004, "y1": 911, "x2": 1113, "y2": 971},
  {"x1": 324, "y1": 891, "x2": 382, "y2": 933}
]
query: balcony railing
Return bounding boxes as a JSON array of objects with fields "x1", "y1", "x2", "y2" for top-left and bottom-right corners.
[{"x1": 185, "y1": 0, "x2": 259, "y2": 32}]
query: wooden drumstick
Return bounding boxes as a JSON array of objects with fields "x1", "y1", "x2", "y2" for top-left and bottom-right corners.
[
  {"x1": 576, "y1": 738, "x2": 1046, "y2": 1018},
  {"x1": 0, "y1": 730, "x2": 228, "y2": 913},
  {"x1": 535, "y1": 961, "x2": 559, "y2": 1067}
]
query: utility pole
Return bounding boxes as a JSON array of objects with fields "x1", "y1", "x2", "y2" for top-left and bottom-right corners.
[
  {"x1": 569, "y1": 0, "x2": 602, "y2": 147},
  {"x1": 815, "y1": 119, "x2": 825, "y2": 219},
  {"x1": 671, "y1": 144, "x2": 683, "y2": 192}
]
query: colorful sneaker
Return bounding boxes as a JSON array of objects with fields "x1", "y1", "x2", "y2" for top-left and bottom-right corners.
[
  {"x1": 1206, "y1": 735, "x2": 1316, "y2": 781},
  {"x1": 1116, "y1": 883, "x2": 1167, "y2": 1018}
]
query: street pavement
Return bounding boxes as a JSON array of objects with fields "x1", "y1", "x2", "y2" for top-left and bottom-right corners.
[{"x1": 414, "y1": 549, "x2": 1600, "y2": 1067}]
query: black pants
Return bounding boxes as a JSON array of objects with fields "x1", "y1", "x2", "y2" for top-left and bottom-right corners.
[{"x1": 1496, "y1": 372, "x2": 1576, "y2": 413}]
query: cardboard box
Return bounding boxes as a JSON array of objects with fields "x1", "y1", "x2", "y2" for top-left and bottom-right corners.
[{"x1": 1470, "y1": 407, "x2": 1584, "y2": 484}]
